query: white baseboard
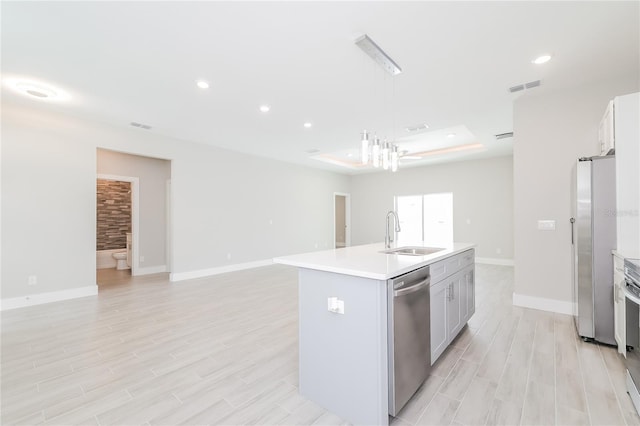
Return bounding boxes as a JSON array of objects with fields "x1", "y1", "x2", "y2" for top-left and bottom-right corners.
[
  {"x1": 0, "y1": 285, "x2": 98, "y2": 311},
  {"x1": 135, "y1": 265, "x2": 167, "y2": 276},
  {"x1": 170, "y1": 259, "x2": 273, "y2": 282},
  {"x1": 475, "y1": 257, "x2": 514, "y2": 266},
  {"x1": 512, "y1": 292, "x2": 574, "y2": 315}
]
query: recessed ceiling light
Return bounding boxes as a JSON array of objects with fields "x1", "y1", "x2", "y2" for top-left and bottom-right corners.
[
  {"x1": 532, "y1": 54, "x2": 552, "y2": 65},
  {"x1": 259, "y1": 105, "x2": 270, "y2": 113},
  {"x1": 447, "y1": 133, "x2": 456, "y2": 138},
  {"x1": 196, "y1": 80, "x2": 209, "y2": 89},
  {"x1": 303, "y1": 122, "x2": 312, "y2": 128},
  {"x1": 5, "y1": 78, "x2": 70, "y2": 101}
]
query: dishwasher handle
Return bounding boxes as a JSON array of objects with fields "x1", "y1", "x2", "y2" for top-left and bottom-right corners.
[{"x1": 394, "y1": 278, "x2": 430, "y2": 297}]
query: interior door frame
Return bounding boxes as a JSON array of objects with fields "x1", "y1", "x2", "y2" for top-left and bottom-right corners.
[
  {"x1": 97, "y1": 174, "x2": 140, "y2": 276},
  {"x1": 333, "y1": 192, "x2": 351, "y2": 248}
]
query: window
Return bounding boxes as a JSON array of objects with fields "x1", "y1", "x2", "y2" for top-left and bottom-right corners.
[{"x1": 395, "y1": 193, "x2": 454, "y2": 247}]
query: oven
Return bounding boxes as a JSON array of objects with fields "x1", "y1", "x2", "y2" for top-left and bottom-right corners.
[{"x1": 624, "y1": 258, "x2": 640, "y2": 415}]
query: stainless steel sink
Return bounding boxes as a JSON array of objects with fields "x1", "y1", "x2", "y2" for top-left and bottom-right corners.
[{"x1": 381, "y1": 246, "x2": 445, "y2": 256}]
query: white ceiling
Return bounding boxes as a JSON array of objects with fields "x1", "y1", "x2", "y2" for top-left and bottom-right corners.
[{"x1": 2, "y1": 1, "x2": 638, "y2": 174}]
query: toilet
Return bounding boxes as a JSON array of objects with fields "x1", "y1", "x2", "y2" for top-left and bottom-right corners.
[{"x1": 112, "y1": 251, "x2": 129, "y2": 270}]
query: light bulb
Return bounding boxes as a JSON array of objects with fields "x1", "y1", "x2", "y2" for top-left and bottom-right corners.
[
  {"x1": 382, "y1": 141, "x2": 390, "y2": 170},
  {"x1": 372, "y1": 138, "x2": 380, "y2": 168},
  {"x1": 391, "y1": 146, "x2": 399, "y2": 172},
  {"x1": 532, "y1": 54, "x2": 551, "y2": 65},
  {"x1": 361, "y1": 130, "x2": 369, "y2": 164}
]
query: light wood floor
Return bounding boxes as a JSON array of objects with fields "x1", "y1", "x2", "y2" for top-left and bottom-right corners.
[{"x1": 1, "y1": 264, "x2": 638, "y2": 425}]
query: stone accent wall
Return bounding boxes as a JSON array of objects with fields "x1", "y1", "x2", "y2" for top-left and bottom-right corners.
[{"x1": 97, "y1": 179, "x2": 131, "y2": 250}]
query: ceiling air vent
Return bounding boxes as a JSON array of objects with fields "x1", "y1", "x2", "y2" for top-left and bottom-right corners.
[
  {"x1": 405, "y1": 123, "x2": 429, "y2": 133},
  {"x1": 130, "y1": 122, "x2": 152, "y2": 130},
  {"x1": 508, "y1": 80, "x2": 542, "y2": 94},
  {"x1": 525, "y1": 80, "x2": 541, "y2": 89},
  {"x1": 495, "y1": 132, "x2": 514, "y2": 140},
  {"x1": 509, "y1": 84, "x2": 525, "y2": 93}
]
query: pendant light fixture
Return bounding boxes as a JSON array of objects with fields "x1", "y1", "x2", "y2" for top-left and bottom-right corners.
[
  {"x1": 371, "y1": 136, "x2": 381, "y2": 168},
  {"x1": 391, "y1": 146, "x2": 399, "y2": 172},
  {"x1": 361, "y1": 130, "x2": 369, "y2": 164},
  {"x1": 356, "y1": 34, "x2": 402, "y2": 172}
]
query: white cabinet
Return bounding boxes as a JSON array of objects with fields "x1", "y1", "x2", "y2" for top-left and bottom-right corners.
[
  {"x1": 430, "y1": 278, "x2": 449, "y2": 362},
  {"x1": 614, "y1": 92, "x2": 640, "y2": 259},
  {"x1": 446, "y1": 272, "x2": 463, "y2": 339},
  {"x1": 599, "y1": 100, "x2": 615, "y2": 156},
  {"x1": 462, "y1": 265, "x2": 475, "y2": 321},
  {"x1": 613, "y1": 252, "x2": 626, "y2": 356},
  {"x1": 448, "y1": 264, "x2": 475, "y2": 339},
  {"x1": 430, "y1": 249, "x2": 475, "y2": 364}
]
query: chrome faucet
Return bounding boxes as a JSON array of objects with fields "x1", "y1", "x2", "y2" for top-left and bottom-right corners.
[{"x1": 385, "y1": 211, "x2": 401, "y2": 249}]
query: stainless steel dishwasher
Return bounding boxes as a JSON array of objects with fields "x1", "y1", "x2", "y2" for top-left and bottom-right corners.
[{"x1": 387, "y1": 266, "x2": 431, "y2": 416}]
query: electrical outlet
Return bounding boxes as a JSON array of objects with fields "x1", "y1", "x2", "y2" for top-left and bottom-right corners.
[
  {"x1": 327, "y1": 297, "x2": 345, "y2": 314},
  {"x1": 538, "y1": 220, "x2": 556, "y2": 231},
  {"x1": 139, "y1": 256, "x2": 145, "y2": 262},
  {"x1": 496, "y1": 248, "x2": 502, "y2": 254},
  {"x1": 227, "y1": 253, "x2": 232, "y2": 260},
  {"x1": 28, "y1": 275, "x2": 37, "y2": 286}
]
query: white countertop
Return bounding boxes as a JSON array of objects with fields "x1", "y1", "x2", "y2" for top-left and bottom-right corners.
[{"x1": 273, "y1": 241, "x2": 476, "y2": 280}]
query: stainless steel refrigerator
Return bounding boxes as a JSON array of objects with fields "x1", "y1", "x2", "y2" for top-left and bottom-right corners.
[{"x1": 571, "y1": 155, "x2": 617, "y2": 345}]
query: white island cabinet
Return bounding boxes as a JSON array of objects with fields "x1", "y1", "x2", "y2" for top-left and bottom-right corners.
[
  {"x1": 274, "y1": 242, "x2": 475, "y2": 425},
  {"x1": 430, "y1": 250, "x2": 475, "y2": 363}
]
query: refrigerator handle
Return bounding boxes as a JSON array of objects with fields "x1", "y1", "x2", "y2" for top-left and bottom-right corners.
[{"x1": 570, "y1": 217, "x2": 575, "y2": 244}]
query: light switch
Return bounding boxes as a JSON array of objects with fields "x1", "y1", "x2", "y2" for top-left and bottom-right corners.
[
  {"x1": 327, "y1": 297, "x2": 345, "y2": 314},
  {"x1": 537, "y1": 220, "x2": 556, "y2": 231}
]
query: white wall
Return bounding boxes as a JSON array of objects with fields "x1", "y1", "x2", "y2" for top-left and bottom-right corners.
[
  {"x1": 349, "y1": 156, "x2": 514, "y2": 261},
  {"x1": 2, "y1": 107, "x2": 97, "y2": 300},
  {"x1": 513, "y1": 74, "x2": 639, "y2": 313},
  {"x1": 1, "y1": 104, "x2": 349, "y2": 302},
  {"x1": 97, "y1": 149, "x2": 171, "y2": 270}
]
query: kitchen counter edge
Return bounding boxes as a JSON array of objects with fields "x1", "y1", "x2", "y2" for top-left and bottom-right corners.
[{"x1": 273, "y1": 242, "x2": 476, "y2": 281}]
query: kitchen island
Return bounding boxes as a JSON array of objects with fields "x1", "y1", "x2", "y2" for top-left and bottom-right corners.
[{"x1": 274, "y1": 241, "x2": 476, "y2": 425}]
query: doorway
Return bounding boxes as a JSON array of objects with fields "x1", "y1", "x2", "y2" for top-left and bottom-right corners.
[
  {"x1": 334, "y1": 193, "x2": 351, "y2": 248},
  {"x1": 97, "y1": 174, "x2": 140, "y2": 277},
  {"x1": 96, "y1": 148, "x2": 172, "y2": 287}
]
